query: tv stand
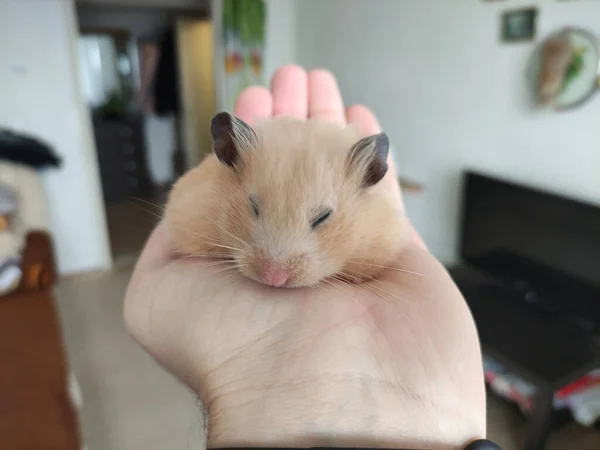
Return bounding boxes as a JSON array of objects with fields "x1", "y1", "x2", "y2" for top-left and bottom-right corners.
[{"x1": 449, "y1": 264, "x2": 600, "y2": 450}]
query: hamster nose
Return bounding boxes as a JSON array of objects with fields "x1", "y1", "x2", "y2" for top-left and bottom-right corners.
[{"x1": 259, "y1": 261, "x2": 289, "y2": 287}]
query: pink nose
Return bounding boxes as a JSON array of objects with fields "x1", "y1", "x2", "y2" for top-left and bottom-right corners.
[{"x1": 260, "y1": 262, "x2": 289, "y2": 287}]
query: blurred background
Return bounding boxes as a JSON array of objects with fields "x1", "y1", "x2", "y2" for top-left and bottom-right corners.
[{"x1": 0, "y1": 1, "x2": 599, "y2": 449}]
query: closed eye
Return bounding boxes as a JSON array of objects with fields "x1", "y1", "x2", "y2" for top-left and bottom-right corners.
[
  {"x1": 249, "y1": 196, "x2": 260, "y2": 217},
  {"x1": 311, "y1": 208, "x2": 333, "y2": 230}
]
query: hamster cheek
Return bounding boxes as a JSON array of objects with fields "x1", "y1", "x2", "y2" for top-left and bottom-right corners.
[{"x1": 221, "y1": 198, "x2": 261, "y2": 264}]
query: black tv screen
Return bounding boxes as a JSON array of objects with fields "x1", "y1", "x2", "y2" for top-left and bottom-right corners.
[{"x1": 459, "y1": 171, "x2": 600, "y2": 290}]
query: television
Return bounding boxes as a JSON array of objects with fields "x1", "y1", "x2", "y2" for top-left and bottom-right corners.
[{"x1": 458, "y1": 171, "x2": 600, "y2": 320}]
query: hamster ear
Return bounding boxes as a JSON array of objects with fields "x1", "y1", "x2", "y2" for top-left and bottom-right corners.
[
  {"x1": 348, "y1": 132, "x2": 389, "y2": 187},
  {"x1": 210, "y1": 112, "x2": 257, "y2": 168}
]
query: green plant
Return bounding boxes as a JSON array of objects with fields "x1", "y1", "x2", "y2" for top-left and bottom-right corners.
[
  {"x1": 562, "y1": 46, "x2": 587, "y2": 92},
  {"x1": 95, "y1": 91, "x2": 127, "y2": 117}
]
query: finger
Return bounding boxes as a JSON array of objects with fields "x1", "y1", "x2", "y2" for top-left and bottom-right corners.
[
  {"x1": 307, "y1": 69, "x2": 346, "y2": 123},
  {"x1": 233, "y1": 86, "x2": 272, "y2": 124},
  {"x1": 270, "y1": 64, "x2": 308, "y2": 118},
  {"x1": 345, "y1": 104, "x2": 382, "y2": 135}
]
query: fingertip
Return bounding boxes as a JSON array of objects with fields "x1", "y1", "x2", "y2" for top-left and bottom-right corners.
[
  {"x1": 271, "y1": 64, "x2": 307, "y2": 86},
  {"x1": 345, "y1": 104, "x2": 383, "y2": 135},
  {"x1": 307, "y1": 69, "x2": 345, "y2": 123},
  {"x1": 308, "y1": 68, "x2": 336, "y2": 83},
  {"x1": 233, "y1": 86, "x2": 273, "y2": 124},
  {"x1": 345, "y1": 103, "x2": 369, "y2": 116},
  {"x1": 270, "y1": 64, "x2": 308, "y2": 118}
]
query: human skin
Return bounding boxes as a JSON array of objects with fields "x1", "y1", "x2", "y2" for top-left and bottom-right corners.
[{"x1": 124, "y1": 65, "x2": 486, "y2": 450}]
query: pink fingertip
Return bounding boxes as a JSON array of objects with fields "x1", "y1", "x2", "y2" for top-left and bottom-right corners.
[
  {"x1": 270, "y1": 65, "x2": 308, "y2": 118},
  {"x1": 345, "y1": 104, "x2": 382, "y2": 135},
  {"x1": 233, "y1": 86, "x2": 273, "y2": 124}
]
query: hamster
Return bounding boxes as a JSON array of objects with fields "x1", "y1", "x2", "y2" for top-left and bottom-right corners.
[{"x1": 163, "y1": 112, "x2": 407, "y2": 288}]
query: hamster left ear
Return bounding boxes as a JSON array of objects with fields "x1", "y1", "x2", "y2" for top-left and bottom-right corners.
[
  {"x1": 210, "y1": 112, "x2": 257, "y2": 168},
  {"x1": 348, "y1": 132, "x2": 389, "y2": 187}
]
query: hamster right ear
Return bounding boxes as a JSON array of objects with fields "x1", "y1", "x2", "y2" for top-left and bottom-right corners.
[
  {"x1": 348, "y1": 132, "x2": 390, "y2": 187},
  {"x1": 210, "y1": 112, "x2": 257, "y2": 168}
]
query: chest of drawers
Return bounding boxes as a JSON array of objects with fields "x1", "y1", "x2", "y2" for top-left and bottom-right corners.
[{"x1": 92, "y1": 115, "x2": 153, "y2": 203}]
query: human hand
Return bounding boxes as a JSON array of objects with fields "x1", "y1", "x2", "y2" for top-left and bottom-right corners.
[{"x1": 124, "y1": 65, "x2": 486, "y2": 449}]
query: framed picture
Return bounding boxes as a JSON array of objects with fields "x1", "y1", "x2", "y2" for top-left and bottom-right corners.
[{"x1": 501, "y1": 7, "x2": 538, "y2": 42}]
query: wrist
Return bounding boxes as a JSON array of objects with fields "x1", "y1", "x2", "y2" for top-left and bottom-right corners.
[{"x1": 205, "y1": 375, "x2": 485, "y2": 449}]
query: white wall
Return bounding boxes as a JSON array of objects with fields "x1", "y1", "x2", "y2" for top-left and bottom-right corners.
[
  {"x1": 211, "y1": 0, "x2": 225, "y2": 110},
  {"x1": 264, "y1": 0, "x2": 297, "y2": 83},
  {"x1": 77, "y1": 0, "x2": 208, "y2": 10},
  {"x1": 0, "y1": 0, "x2": 111, "y2": 274},
  {"x1": 77, "y1": 35, "x2": 122, "y2": 107},
  {"x1": 297, "y1": 0, "x2": 600, "y2": 263}
]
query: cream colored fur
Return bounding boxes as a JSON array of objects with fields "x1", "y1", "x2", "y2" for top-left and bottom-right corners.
[{"x1": 165, "y1": 117, "x2": 407, "y2": 287}]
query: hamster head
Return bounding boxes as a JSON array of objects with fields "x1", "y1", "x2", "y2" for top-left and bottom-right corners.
[{"x1": 167, "y1": 112, "x2": 399, "y2": 288}]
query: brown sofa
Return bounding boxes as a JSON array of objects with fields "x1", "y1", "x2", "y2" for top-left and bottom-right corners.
[{"x1": 0, "y1": 231, "x2": 81, "y2": 450}]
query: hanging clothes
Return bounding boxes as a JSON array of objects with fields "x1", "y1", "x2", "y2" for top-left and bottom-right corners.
[
  {"x1": 0, "y1": 129, "x2": 61, "y2": 169},
  {"x1": 138, "y1": 40, "x2": 160, "y2": 114},
  {"x1": 153, "y1": 27, "x2": 181, "y2": 117}
]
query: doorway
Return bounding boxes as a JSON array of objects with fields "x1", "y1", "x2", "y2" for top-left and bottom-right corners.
[{"x1": 74, "y1": 2, "x2": 215, "y2": 262}]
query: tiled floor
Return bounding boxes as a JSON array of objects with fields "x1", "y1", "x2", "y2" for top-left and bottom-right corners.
[
  {"x1": 56, "y1": 264, "x2": 205, "y2": 450},
  {"x1": 55, "y1": 264, "x2": 600, "y2": 450}
]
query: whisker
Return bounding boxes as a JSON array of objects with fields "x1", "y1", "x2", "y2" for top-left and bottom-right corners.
[
  {"x1": 317, "y1": 279, "x2": 340, "y2": 296},
  {"x1": 126, "y1": 199, "x2": 166, "y2": 221},
  {"x1": 177, "y1": 253, "x2": 235, "y2": 260},
  {"x1": 199, "y1": 242, "x2": 244, "y2": 252},
  {"x1": 200, "y1": 261, "x2": 238, "y2": 268},
  {"x1": 338, "y1": 270, "x2": 410, "y2": 303},
  {"x1": 332, "y1": 273, "x2": 410, "y2": 319},
  {"x1": 345, "y1": 261, "x2": 423, "y2": 277},
  {"x1": 210, "y1": 267, "x2": 239, "y2": 276},
  {"x1": 128, "y1": 197, "x2": 167, "y2": 212},
  {"x1": 220, "y1": 228, "x2": 248, "y2": 249},
  {"x1": 331, "y1": 275, "x2": 393, "y2": 308}
]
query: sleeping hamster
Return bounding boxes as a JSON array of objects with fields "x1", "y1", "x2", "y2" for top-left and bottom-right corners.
[{"x1": 164, "y1": 112, "x2": 407, "y2": 288}]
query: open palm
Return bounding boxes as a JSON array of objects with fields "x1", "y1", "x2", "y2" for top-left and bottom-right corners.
[{"x1": 125, "y1": 65, "x2": 486, "y2": 450}]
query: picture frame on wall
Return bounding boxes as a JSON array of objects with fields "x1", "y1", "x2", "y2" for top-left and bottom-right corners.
[{"x1": 501, "y1": 7, "x2": 538, "y2": 42}]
